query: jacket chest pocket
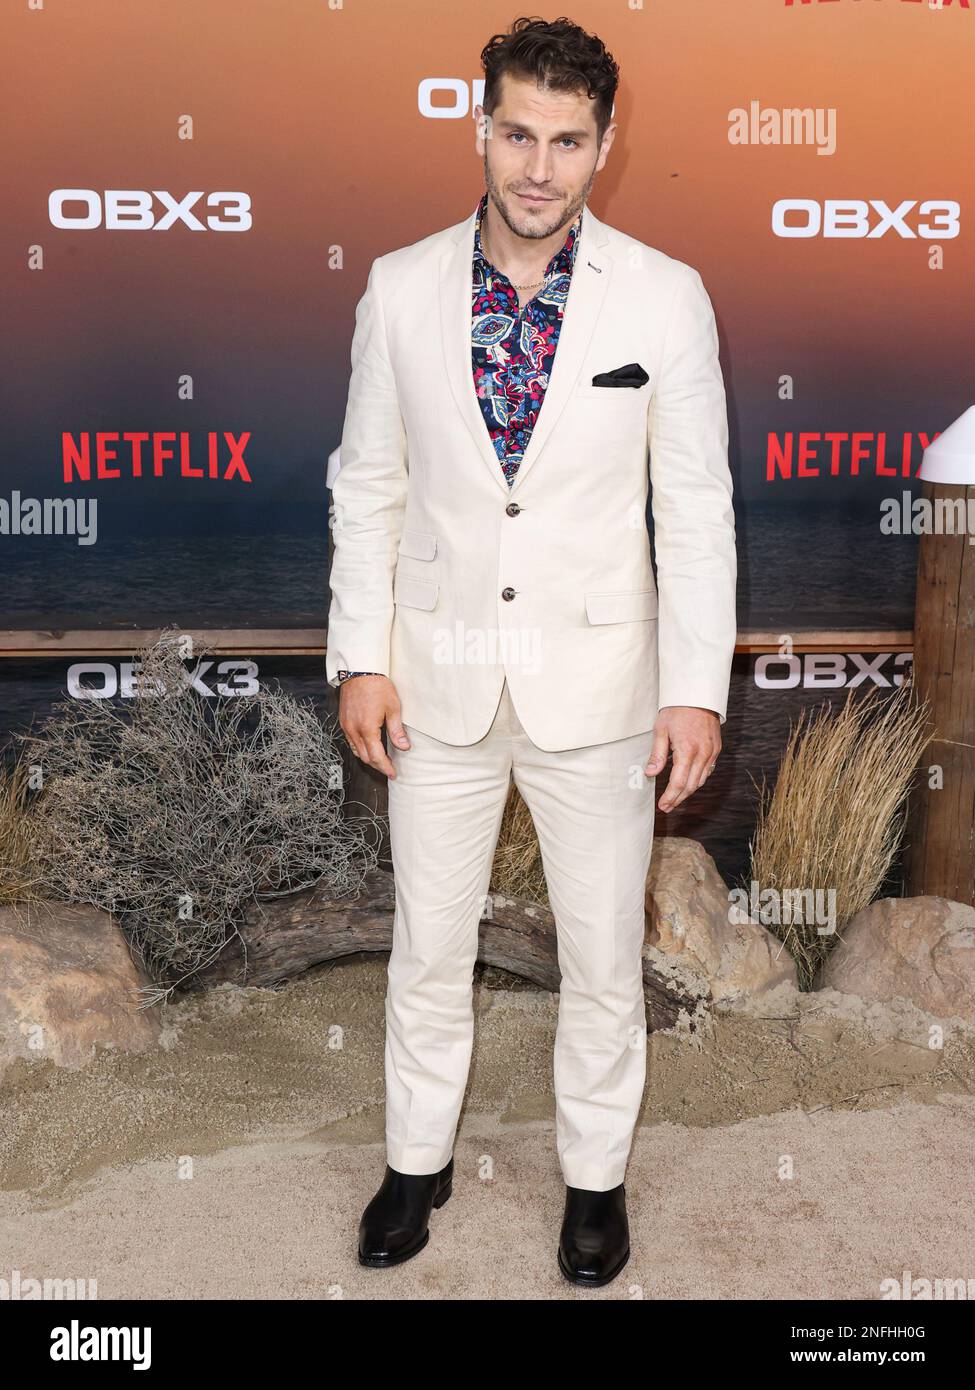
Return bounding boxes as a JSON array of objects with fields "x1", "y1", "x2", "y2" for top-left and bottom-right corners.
[
  {"x1": 569, "y1": 382, "x2": 651, "y2": 440},
  {"x1": 575, "y1": 381, "x2": 652, "y2": 401}
]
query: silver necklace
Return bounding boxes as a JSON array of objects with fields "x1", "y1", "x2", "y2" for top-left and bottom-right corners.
[{"x1": 482, "y1": 225, "x2": 548, "y2": 290}]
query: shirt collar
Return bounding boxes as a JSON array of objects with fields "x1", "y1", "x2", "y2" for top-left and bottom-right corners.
[{"x1": 473, "y1": 189, "x2": 582, "y2": 280}]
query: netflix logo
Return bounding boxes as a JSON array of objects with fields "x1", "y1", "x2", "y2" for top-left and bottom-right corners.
[
  {"x1": 61, "y1": 432, "x2": 252, "y2": 483},
  {"x1": 766, "y1": 431, "x2": 939, "y2": 482}
]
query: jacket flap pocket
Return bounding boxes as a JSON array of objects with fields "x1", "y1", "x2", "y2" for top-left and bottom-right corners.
[
  {"x1": 397, "y1": 529, "x2": 438, "y2": 561},
  {"x1": 394, "y1": 573, "x2": 439, "y2": 611},
  {"x1": 585, "y1": 587, "x2": 658, "y2": 624}
]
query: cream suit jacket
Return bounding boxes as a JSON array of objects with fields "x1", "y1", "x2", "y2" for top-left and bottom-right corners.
[{"x1": 326, "y1": 198, "x2": 737, "y2": 752}]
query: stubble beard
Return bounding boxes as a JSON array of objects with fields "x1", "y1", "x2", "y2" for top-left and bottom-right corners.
[{"x1": 482, "y1": 153, "x2": 595, "y2": 244}]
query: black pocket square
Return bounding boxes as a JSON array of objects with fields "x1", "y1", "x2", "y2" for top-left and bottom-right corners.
[{"x1": 590, "y1": 362, "x2": 650, "y2": 388}]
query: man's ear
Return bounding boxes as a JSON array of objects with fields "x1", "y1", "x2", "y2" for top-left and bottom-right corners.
[{"x1": 474, "y1": 107, "x2": 493, "y2": 150}]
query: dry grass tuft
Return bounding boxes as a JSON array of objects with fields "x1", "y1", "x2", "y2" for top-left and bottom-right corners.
[
  {"x1": 0, "y1": 759, "x2": 43, "y2": 906},
  {"x1": 490, "y1": 779, "x2": 549, "y2": 906},
  {"x1": 744, "y1": 682, "x2": 932, "y2": 988}
]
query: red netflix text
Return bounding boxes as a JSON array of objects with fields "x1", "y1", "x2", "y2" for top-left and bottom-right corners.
[
  {"x1": 62, "y1": 432, "x2": 252, "y2": 483},
  {"x1": 766, "y1": 432, "x2": 939, "y2": 482}
]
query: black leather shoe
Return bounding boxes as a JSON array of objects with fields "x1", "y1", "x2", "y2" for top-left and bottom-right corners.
[
  {"x1": 557, "y1": 1182, "x2": 630, "y2": 1287},
  {"x1": 357, "y1": 1157, "x2": 453, "y2": 1267}
]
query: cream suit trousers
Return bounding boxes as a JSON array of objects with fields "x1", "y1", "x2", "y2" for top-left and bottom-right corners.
[{"x1": 383, "y1": 676, "x2": 657, "y2": 1192}]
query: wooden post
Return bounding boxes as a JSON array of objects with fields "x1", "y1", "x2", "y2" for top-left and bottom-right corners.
[{"x1": 904, "y1": 479, "x2": 975, "y2": 905}]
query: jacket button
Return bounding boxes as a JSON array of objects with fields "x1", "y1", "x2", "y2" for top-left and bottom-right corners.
[
  {"x1": 501, "y1": 586, "x2": 516, "y2": 601},
  {"x1": 506, "y1": 502, "x2": 521, "y2": 516}
]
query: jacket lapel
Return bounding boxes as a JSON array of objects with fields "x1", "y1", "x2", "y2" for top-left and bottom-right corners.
[{"x1": 438, "y1": 198, "x2": 613, "y2": 497}]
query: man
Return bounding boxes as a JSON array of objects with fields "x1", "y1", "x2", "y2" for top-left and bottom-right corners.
[{"x1": 326, "y1": 16, "x2": 736, "y2": 1288}]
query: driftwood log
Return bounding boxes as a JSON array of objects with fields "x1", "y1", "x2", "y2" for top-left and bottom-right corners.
[{"x1": 191, "y1": 865, "x2": 706, "y2": 1033}]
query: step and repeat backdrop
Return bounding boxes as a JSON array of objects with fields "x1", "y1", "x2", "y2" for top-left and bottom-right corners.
[{"x1": 3, "y1": 0, "x2": 972, "y2": 885}]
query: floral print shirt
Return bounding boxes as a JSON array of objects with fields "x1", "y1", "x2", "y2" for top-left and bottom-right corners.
[{"x1": 471, "y1": 188, "x2": 583, "y2": 487}]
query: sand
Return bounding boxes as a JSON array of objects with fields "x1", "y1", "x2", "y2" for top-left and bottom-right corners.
[{"x1": 2, "y1": 955, "x2": 974, "y2": 1299}]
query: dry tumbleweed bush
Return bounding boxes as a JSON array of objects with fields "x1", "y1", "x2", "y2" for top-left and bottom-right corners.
[
  {"x1": 745, "y1": 681, "x2": 932, "y2": 989},
  {"x1": 18, "y1": 631, "x2": 381, "y2": 1000}
]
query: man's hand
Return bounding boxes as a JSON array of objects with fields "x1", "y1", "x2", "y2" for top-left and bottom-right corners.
[
  {"x1": 644, "y1": 706, "x2": 721, "y2": 812},
  {"x1": 338, "y1": 675, "x2": 411, "y2": 779}
]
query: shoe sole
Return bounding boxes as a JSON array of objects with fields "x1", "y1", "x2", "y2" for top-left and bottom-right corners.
[
  {"x1": 557, "y1": 1243, "x2": 630, "y2": 1288},
  {"x1": 357, "y1": 1180, "x2": 453, "y2": 1268}
]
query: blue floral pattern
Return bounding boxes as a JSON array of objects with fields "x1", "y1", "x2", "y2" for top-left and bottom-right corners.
[{"x1": 472, "y1": 190, "x2": 583, "y2": 487}]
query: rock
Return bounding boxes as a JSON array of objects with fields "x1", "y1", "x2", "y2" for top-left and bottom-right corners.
[
  {"x1": 817, "y1": 896, "x2": 975, "y2": 1026},
  {"x1": 0, "y1": 901, "x2": 161, "y2": 1072},
  {"x1": 645, "y1": 837, "x2": 798, "y2": 1001}
]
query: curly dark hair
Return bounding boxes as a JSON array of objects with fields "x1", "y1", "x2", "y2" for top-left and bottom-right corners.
[{"x1": 480, "y1": 16, "x2": 620, "y2": 146}]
